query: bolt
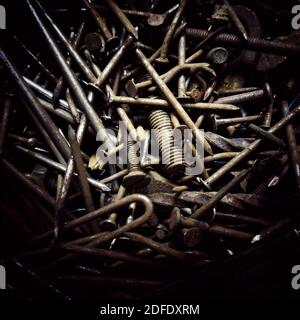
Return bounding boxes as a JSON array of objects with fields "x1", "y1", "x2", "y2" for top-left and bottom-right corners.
[
  {"x1": 206, "y1": 47, "x2": 229, "y2": 66},
  {"x1": 186, "y1": 27, "x2": 300, "y2": 55},
  {"x1": 185, "y1": 26, "x2": 225, "y2": 63},
  {"x1": 252, "y1": 174, "x2": 280, "y2": 196},
  {"x1": 135, "y1": 48, "x2": 213, "y2": 155},
  {"x1": 149, "y1": 109, "x2": 186, "y2": 175},
  {"x1": 122, "y1": 138, "x2": 151, "y2": 189}
]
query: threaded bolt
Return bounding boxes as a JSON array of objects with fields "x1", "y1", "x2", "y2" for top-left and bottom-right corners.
[
  {"x1": 122, "y1": 138, "x2": 151, "y2": 188},
  {"x1": 185, "y1": 28, "x2": 300, "y2": 56},
  {"x1": 253, "y1": 175, "x2": 279, "y2": 196},
  {"x1": 149, "y1": 110, "x2": 186, "y2": 174}
]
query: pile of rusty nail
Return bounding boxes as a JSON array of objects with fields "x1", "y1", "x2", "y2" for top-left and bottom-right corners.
[{"x1": 0, "y1": 0, "x2": 300, "y2": 299}]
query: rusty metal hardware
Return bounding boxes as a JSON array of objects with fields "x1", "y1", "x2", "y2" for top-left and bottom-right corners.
[{"x1": 1, "y1": 0, "x2": 300, "y2": 300}]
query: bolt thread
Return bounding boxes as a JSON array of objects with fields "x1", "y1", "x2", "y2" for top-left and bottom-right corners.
[
  {"x1": 149, "y1": 110, "x2": 184, "y2": 173},
  {"x1": 127, "y1": 139, "x2": 140, "y2": 172},
  {"x1": 185, "y1": 28, "x2": 300, "y2": 55},
  {"x1": 253, "y1": 180, "x2": 269, "y2": 196}
]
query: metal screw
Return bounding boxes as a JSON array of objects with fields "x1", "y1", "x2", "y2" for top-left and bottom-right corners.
[
  {"x1": 122, "y1": 138, "x2": 151, "y2": 189},
  {"x1": 186, "y1": 27, "x2": 300, "y2": 55},
  {"x1": 149, "y1": 109, "x2": 186, "y2": 175}
]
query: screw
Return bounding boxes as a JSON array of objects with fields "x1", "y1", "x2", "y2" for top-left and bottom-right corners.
[
  {"x1": 186, "y1": 27, "x2": 300, "y2": 55},
  {"x1": 135, "y1": 48, "x2": 213, "y2": 155},
  {"x1": 122, "y1": 138, "x2": 151, "y2": 189},
  {"x1": 149, "y1": 109, "x2": 186, "y2": 175},
  {"x1": 206, "y1": 47, "x2": 229, "y2": 66}
]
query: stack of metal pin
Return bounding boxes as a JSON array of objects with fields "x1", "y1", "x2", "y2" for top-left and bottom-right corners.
[{"x1": 0, "y1": 0, "x2": 300, "y2": 299}]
